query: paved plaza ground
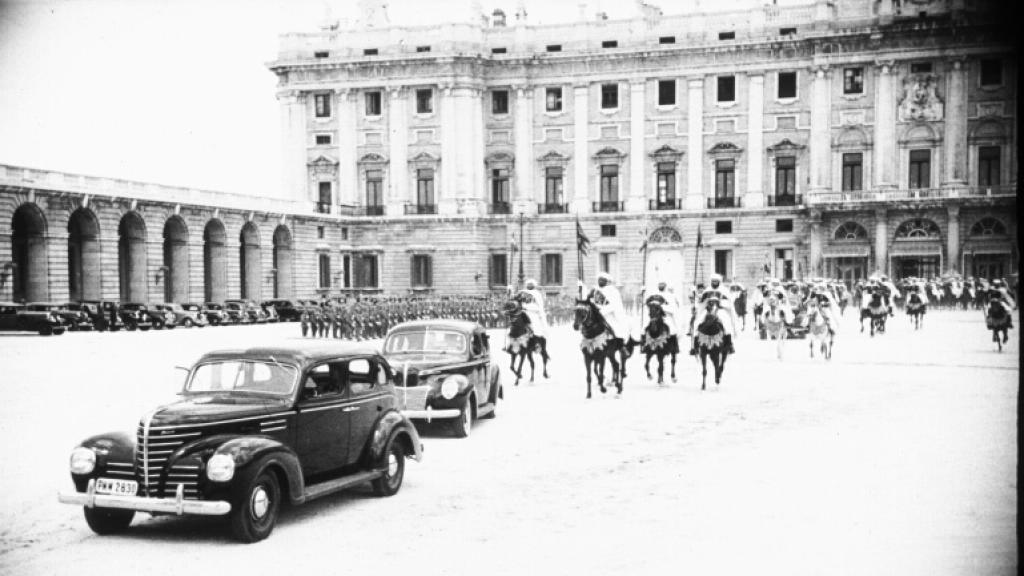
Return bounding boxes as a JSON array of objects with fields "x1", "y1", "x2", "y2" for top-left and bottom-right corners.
[{"x1": 0, "y1": 308, "x2": 1017, "y2": 575}]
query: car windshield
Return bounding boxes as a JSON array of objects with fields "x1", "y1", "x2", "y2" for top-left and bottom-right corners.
[
  {"x1": 385, "y1": 329, "x2": 467, "y2": 355},
  {"x1": 186, "y1": 360, "x2": 298, "y2": 397}
]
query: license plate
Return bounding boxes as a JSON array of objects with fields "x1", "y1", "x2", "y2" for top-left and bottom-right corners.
[{"x1": 95, "y1": 478, "x2": 138, "y2": 496}]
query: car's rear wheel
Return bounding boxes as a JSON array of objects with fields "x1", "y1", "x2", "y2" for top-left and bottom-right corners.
[
  {"x1": 38, "y1": 326, "x2": 53, "y2": 336},
  {"x1": 371, "y1": 435, "x2": 406, "y2": 497},
  {"x1": 183, "y1": 318, "x2": 194, "y2": 328},
  {"x1": 84, "y1": 507, "x2": 134, "y2": 535},
  {"x1": 230, "y1": 469, "x2": 281, "y2": 543},
  {"x1": 452, "y1": 395, "x2": 473, "y2": 438}
]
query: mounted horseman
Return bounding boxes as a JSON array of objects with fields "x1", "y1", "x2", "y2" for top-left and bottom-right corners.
[
  {"x1": 640, "y1": 282, "x2": 681, "y2": 386},
  {"x1": 689, "y1": 274, "x2": 737, "y2": 356},
  {"x1": 905, "y1": 281, "x2": 928, "y2": 330},
  {"x1": 984, "y1": 283, "x2": 1014, "y2": 351},
  {"x1": 502, "y1": 279, "x2": 551, "y2": 385},
  {"x1": 574, "y1": 272, "x2": 632, "y2": 398}
]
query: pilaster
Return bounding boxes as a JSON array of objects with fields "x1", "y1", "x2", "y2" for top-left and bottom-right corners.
[
  {"x1": 277, "y1": 90, "x2": 307, "y2": 203},
  {"x1": 874, "y1": 208, "x2": 888, "y2": 275},
  {"x1": 685, "y1": 77, "x2": 705, "y2": 210},
  {"x1": 745, "y1": 73, "x2": 765, "y2": 208},
  {"x1": 947, "y1": 204, "x2": 961, "y2": 274},
  {"x1": 337, "y1": 89, "x2": 358, "y2": 207},
  {"x1": 513, "y1": 85, "x2": 536, "y2": 214},
  {"x1": 439, "y1": 83, "x2": 458, "y2": 216},
  {"x1": 386, "y1": 87, "x2": 408, "y2": 216},
  {"x1": 873, "y1": 61, "x2": 897, "y2": 189},
  {"x1": 809, "y1": 66, "x2": 832, "y2": 194},
  {"x1": 627, "y1": 80, "x2": 647, "y2": 212},
  {"x1": 943, "y1": 58, "x2": 968, "y2": 188},
  {"x1": 808, "y1": 209, "x2": 823, "y2": 277},
  {"x1": 571, "y1": 83, "x2": 591, "y2": 213}
]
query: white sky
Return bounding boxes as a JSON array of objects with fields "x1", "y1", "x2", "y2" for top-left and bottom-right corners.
[{"x1": 0, "y1": 0, "x2": 792, "y2": 196}]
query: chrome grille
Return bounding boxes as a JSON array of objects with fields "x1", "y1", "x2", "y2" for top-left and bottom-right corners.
[
  {"x1": 397, "y1": 386, "x2": 430, "y2": 411},
  {"x1": 103, "y1": 461, "x2": 136, "y2": 480},
  {"x1": 135, "y1": 424, "x2": 201, "y2": 498}
]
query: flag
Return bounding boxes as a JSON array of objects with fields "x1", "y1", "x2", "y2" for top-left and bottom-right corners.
[
  {"x1": 639, "y1": 238, "x2": 648, "y2": 254},
  {"x1": 696, "y1": 224, "x2": 703, "y2": 249},
  {"x1": 576, "y1": 219, "x2": 591, "y2": 256},
  {"x1": 763, "y1": 263, "x2": 771, "y2": 274}
]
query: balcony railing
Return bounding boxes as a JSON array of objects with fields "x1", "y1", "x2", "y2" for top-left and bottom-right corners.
[
  {"x1": 593, "y1": 200, "x2": 624, "y2": 213},
  {"x1": 708, "y1": 196, "x2": 742, "y2": 209},
  {"x1": 537, "y1": 202, "x2": 568, "y2": 214},
  {"x1": 767, "y1": 194, "x2": 802, "y2": 207},
  {"x1": 315, "y1": 202, "x2": 331, "y2": 214},
  {"x1": 649, "y1": 198, "x2": 683, "y2": 211},
  {"x1": 404, "y1": 203, "x2": 437, "y2": 215},
  {"x1": 808, "y1": 185, "x2": 1016, "y2": 204},
  {"x1": 489, "y1": 202, "x2": 512, "y2": 215},
  {"x1": 358, "y1": 205, "x2": 385, "y2": 216}
]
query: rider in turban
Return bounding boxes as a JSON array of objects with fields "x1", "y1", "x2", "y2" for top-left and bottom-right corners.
[
  {"x1": 690, "y1": 273, "x2": 737, "y2": 354},
  {"x1": 583, "y1": 272, "x2": 628, "y2": 340},
  {"x1": 518, "y1": 278, "x2": 549, "y2": 337}
]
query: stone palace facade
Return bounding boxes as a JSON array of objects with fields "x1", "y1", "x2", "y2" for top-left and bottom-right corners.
[{"x1": 0, "y1": 0, "x2": 1017, "y2": 303}]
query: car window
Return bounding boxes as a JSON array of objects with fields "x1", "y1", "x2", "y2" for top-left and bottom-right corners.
[
  {"x1": 347, "y1": 358, "x2": 376, "y2": 395},
  {"x1": 188, "y1": 360, "x2": 297, "y2": 397},
  {"x1": 302, "y1": 363, "x2": 343, "y2": 398},
  {"x1": 472, "y1": 334, "x2": 484, "y2": 356}
]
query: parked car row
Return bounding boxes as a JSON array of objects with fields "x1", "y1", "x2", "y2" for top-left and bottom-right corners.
[{"x1": 0, "y1": 299, "x2": 305, "y2": 335}]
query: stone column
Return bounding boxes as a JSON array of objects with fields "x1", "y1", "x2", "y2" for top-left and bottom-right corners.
[
  {"x1": 439, "y1": 84, "x2": 458, "y2": 215},
  {"x1": 685, "y1": 77, "x2": 705, "y2": 210},
  {"x1": 874, "y1": 208, "x2": 888, "y2": 275},
  {"x1": 873, "y1": 61, "x2": 897, "y2": 189},
  {"x1": 947, "y1": 204, "x2": 961, "y2": 274},
  {"x1": 571, "y1": 83, "x2": 590, "y2": 213},
  {"x1": 513, "y1": 85, "x2": 536, "y2": 213},
  {"x1": 278, "y1": 90, "x2": 307, "y2": 203},
  {"x1": 336, "y1": 89, "x2": 358, "y2": 207},
  {"x1": 809, "y1": 66, "x2": 832, "y2": 194},
  {"x1": 943, "y1": 58, "x2": 968, "y2": 188},
  {"x1": 387, "y1": 87, "x2": 408, "y2": 216},
  {"x1": 627, "y1": 80, "x2": 647, "y2": 212},
  {"x1": 809, "y1": 210, "x2": 823, "y2": 277},
  {"x1": 469, "y1": 87, "x2": 486, "y2": 216},
  {"x1": 745, "y1": 73, "x2": 765, "y2": 208}
]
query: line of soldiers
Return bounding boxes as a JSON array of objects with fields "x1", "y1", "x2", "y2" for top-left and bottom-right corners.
[{"x1": 300, "y1": 295, "x2": 506, "y2": 340}]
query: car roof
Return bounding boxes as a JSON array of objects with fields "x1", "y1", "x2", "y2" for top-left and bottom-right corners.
[
  {"x1": 197, "y1": 342, "x2": 382, "y2": 367},
  {"x1": 0, "y1": 302, "x2": 25, "y2": 307},
  {"x1": 387, "y1": 319, "x2": 481, "y2": 333}
]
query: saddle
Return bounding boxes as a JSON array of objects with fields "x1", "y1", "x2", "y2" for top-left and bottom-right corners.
[{"x1": 697, "y1": 315, "x2": 724, "y2": 336}]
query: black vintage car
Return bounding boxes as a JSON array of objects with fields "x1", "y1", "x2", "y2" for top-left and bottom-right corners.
[
  {"x1": 26, "y1": 302, "x2": 94, "y2": 331},
  {"x1": 59, "y1": 343, "x2": 423, "y2": 542},
  {"x1": 0, "y1": 302, "x2": 66, "y2": 335},
  {"x1": 67, "y1": 301, "x2": 124, "y2": 331},
  {"x1": 200, "y1": 302, "x2": 229, "y2": 326},
  {"x1": 263, "y1": 299, "x2": 301, "y2": 322},
  {"x1": 383, "y1": 320, "x2": 502, "y2": 438},
  {"x1": 121, "y1": 303, "x2": 176, "y2": 329}
]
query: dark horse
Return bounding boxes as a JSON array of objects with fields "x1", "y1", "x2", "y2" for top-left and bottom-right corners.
[
  {"x1": 695, "y1": 298, "x2": 730, "y2": 390},
  {"x1": 641, "y1": 295, "x2": 678, "y2": 386},
  {"x1": 573, "y1": 292, "x2": 630, "y2": 399},
  {"x1": 501, "y1": 298, "x2": 550, "y2": 386},
  {"x1": 906, "y1": 290, "x2": 926, "y2": 330},
  {"x1": 860, "y1": 290, "x2": 889, "y2": 336},
  {"x1": 985, "y1": 296, "x2": 1012, "y2": 352}
]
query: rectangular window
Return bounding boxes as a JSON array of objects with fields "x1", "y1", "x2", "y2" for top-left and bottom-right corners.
[
  {"x1": 317, "y1": 182, "x2": 332, "y2": 214},
  {"x1": 714, "y1": 250, "x2": 732, "y2": 279},
  {"x1": 718, "y1": 31, "x2": 735, "y2": 40},
  {"x1": 600, "y1": 165, "x2": 619, "y2": 203},
  {"x1": 980, "y1": 59, "x2": 1002, "y2": 86},
  {"x1": 318, "y1": 254, "x2": 331, "y2": 289},
  {"x1": 415, "y1": 45, "x2": 431, "y2": 53},
  {"x1": 978, "y1": 146, "x2": 1000, "y2": 186},
  {"x1": 843, "y1": 67, "x2": 863, "y2": 95},
  {"x1": 717, "y1": 76, "x2": 735, "y2": 103},
  {"x1": 599, "y1": 252, "x2": 617, "y2": 276},
  {"x1": 910, "y1": 62, "x2": 932, "y2": 74},
  {"x1": 546, "y1": 44, "x2": 562, "y2": 52},
  {"x1": 545, "y1": 167, "x2": 563, "y2": 205},
  {"x1": 600, "y1": 224, "x2": 616, "y2": 237},
  {"x1": 490, "y1": 254, "x2": 508, "y2": 287},
  {"x1": 314, "y1": 93, "x2": 331, "y2": 118},
  {"x1": 363, "y1": 48, "x2": 378, "y2": 56},
  {"x1": 658, "y1": 79, "x2": 676, "y2": 106},
  {"x1": 779, "y1": 27, "x2": 797, "y2": 36},
  {"x1": 317, "y1": 226, "x2": 325, "y2": 239},
  {"x1": 416, "y1": 168, "x2": 435, "y2": 206},
  {"x1": 775, "y1": 248, "x2": 794, "y2": 281},
  {"x1": 715, "y1": 159, "x2": 735, "y2": 200},
  {"x1": 491, "y1": 47, "x2": 507, "y2": 54},
  {"x1": 715, "y1": 221, "x2": 732, "y2": 234},
  {"x1": 341, "y1": 227, "x2": 348, "y2": 241},
  {"x1": 354, "y1": 254, "x2": 379, "y2": 289},
  {"x1": 491, "y1": 168, "x2": 510, "y2": 205},
  {"x1": 366, "y1": 169, "x2": 384, "y2": 208},
  {"x1": 776, "y1": 219, "x2": 794, "y2": 233},
  {"x1": 415, "y1": 89, "x2": 433, "y2": 114},
  {"x1": 365, "y1": 91, "x2": 382, "y2": 116},
  {"x1": 492, "y1": 90, "x2": 509, "y2": 115},
  {"x1": 775, "y1": 156, "x2": 796, "y2": 198},
  {"x1": 602, "y1": 40, "x2": 618, "y2": 48},
  {"x1": 777, "y1": 71, "x2": 797, "y2": 99},
  {"x1": 601, "y1": 84, "x2": 618, "y2": 109},
  {"x1": 656, "y1": 162, "x2": 675, "y2": 205},
  {"x1": 545, "y1": 87, "x2": 563, "y2": 112},
  {"x1": 659, "y1": 36, "x2": 676, "y2": 44},
  {"x1": 909, "y1": 149, "x2": 931, "y2": 189},
  {"x1": 542, "y1": 254, "x2": 563, "y2": 285},
  {"x1": 342, "y1": 254, "x2": 351, "y2": 288},
  {"x1": 314, "y1": 51, "x2": 329, "y2": 59},
  {"x1": 842, "y1": 153, "x2": 863, "y2": 191},
  {"x1": 411, "y1": 255, "x2": 432, "y2": 287},
  {"x1": 315, "y1": 134, "x2": 332, "y2": 145}
]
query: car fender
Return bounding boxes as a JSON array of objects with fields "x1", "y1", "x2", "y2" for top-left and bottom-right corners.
[
  {"x1": 367, "y1": 409, "x2": 423, "y2": 465},
  {"x1": 77, "y1": 431, "x2": 136, "y2": 466},
  {"x1": 204, "y1": 436, "x2": 305, "y2": 504}
]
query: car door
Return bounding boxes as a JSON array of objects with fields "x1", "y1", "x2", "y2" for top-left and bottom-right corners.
[
  {"x1": 344, "y1": 357, "x2": 390, "y2": 466},
  {"x1": 470, "y1": 332, "x2": 491, "y2": 404},
  {"x1": 295, "y1": 361, "x2": 351, "y2": 477}
]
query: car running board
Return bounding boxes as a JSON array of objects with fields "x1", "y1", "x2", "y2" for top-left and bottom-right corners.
[
  {"x1": 301, "y1": 469, "x2": 384, "y2": 503},
  {"x1": 476, "y1": 402, "x2": 495, "y2": 417}
]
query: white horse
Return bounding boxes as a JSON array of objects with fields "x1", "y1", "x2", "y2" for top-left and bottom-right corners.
[
  {"x1": 760, "y1": 296, "x2": 790, "y2": 360},
  {"x1": 803, "y1": 300, "x2": 833, "y2": 360}
]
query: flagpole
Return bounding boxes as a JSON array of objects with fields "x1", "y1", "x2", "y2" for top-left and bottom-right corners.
[
  {"x1": 640, "y1": 227, "x2": 648, "y2": 330},
  {"x1": 576, "y1": 216, "x2": 584, "y2": 299}
]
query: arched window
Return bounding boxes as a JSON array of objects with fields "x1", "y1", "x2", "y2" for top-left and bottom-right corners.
[
  {"x1": 894, "y1": 218, "x2": 941, "y2": 239},
  {"x1": 649, "y1": 227, "x2": 683, "y2": 244},
  {"x1": 969, "y1": 217, "x2": 1007, "y2": 237},
  {"x1": 833, "y1": 221, "x2": 868, "y2": 241}
]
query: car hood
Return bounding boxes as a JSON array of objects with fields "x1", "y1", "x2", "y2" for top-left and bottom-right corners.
[{"x1": 146, "y1": 395, "x2": 291, "y2": 427}]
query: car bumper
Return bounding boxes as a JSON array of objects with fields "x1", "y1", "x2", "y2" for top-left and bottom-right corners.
[
  {"x1": 401, "y1": 407, "x2": 461, "y2": 421},
  {"x1": 59, "y1": 479, "x2": 230, "y2": 516}
]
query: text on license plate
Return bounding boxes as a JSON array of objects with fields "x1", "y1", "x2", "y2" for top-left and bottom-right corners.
[{"x1": 95, "y1": 478, "x2": 138, "y2": 496}]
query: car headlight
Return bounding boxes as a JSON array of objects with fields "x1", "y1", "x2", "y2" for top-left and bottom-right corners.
[
  {"x1": 70, "y1": 447, "x2": 96, "y2": 475},
  {"x1": 206, "y1": 453, "x2": 235, "y2": 482},
  {"x1": 440, "y1": 375, "x2": 464, "y2": 400}
]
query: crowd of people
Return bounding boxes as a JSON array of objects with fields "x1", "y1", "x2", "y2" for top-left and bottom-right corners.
[{"x1": 298, "y1": 295, "x2": 505, "y2": 340}]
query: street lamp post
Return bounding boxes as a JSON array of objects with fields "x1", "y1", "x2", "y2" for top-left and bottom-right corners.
[{"x1": 517, "y1": 212, "x2": 525, "y2": 289}]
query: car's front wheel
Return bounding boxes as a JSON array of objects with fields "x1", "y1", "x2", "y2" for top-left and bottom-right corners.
[
  {"x1": 182, "y1": 318, "x2": 194, "y2": 328},
  {"x1": 452, "y1": 395, "x2": 473, "y2": 438},
  {"x1": 230, "y1": 469, "x2": 281, "y2": 543},
  {"x1": 83, "y1": 507, "x2": 134, "y2": 535},
  {"x1": 371, "y1": 435, "x2": 406, "y2": 497}
]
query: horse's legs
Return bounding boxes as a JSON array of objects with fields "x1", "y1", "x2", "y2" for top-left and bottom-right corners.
[
  {"x1": 540, "y1": 338, "x2": 550, "y2": 378},
  {"x1": 607, "y1": 352, "x2": 621, "y2": 394},
  {"x1": 717, "y1": 349, "x2": 727, "y2": 384},
  {"x1": 656, "y1": 353, "x2": 665, "y2": 385},
  {"x1": 644, "y1": 352, "x2": 652, "y2": 380},
  {"x1": 596, "y1": 352, "x2": 607, "y2": 394},
  {"x1": 670, "y1": 352, "x2": 677, "y2": 382},
  {"x1": 585, "y1": 354, "x2": 593, "y2": 399},
  {"x1": 809, "y1": 340, "x2": 814, "y2": 358},
  {"x1": 514, "y1": 352, "x2": 527, "y2": 386},
  {"x1": 700, "y1": 351, "x2": 708, "y2": 390}
]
